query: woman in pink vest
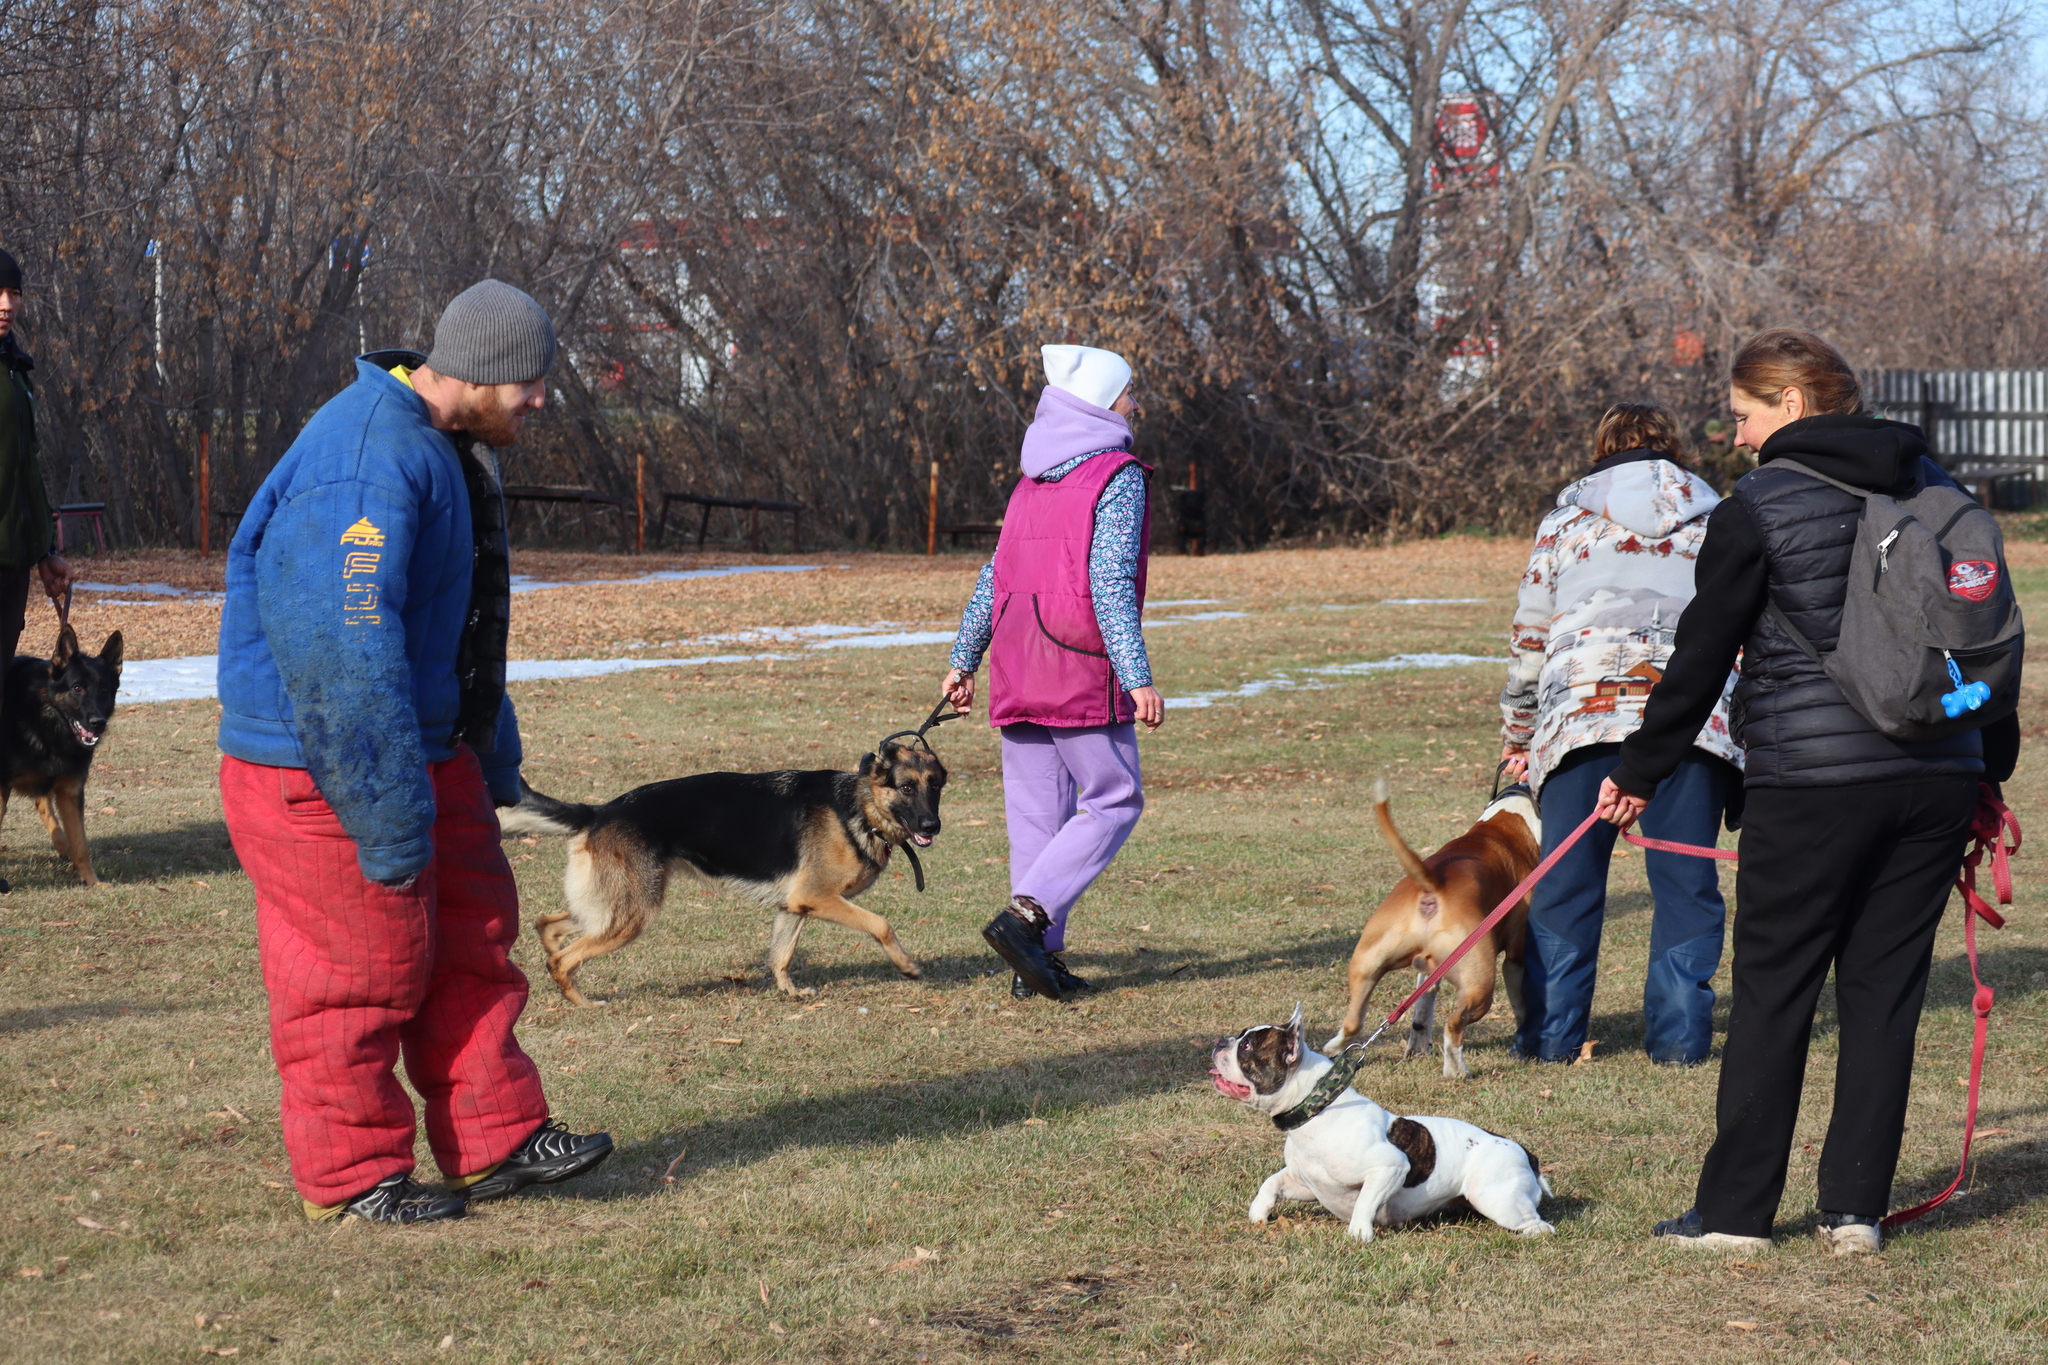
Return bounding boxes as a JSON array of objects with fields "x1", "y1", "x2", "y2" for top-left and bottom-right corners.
[{"x1": 941, "y1": 345, "x2": 1164, "y2": 1000}]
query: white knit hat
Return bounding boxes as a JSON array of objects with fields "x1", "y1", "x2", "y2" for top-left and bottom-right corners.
[{"x1": 1041, "y1": 344, "x2": 1132, "y2": 411}]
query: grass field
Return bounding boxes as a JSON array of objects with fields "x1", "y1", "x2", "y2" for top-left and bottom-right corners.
[{"x1": 4, "y1": 538, "x2": 2048, "y2": 1363}]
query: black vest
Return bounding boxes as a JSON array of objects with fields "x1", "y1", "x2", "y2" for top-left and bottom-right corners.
[{"x1": 1732, "y1": 462, "x2": 1982, "y2": 787}]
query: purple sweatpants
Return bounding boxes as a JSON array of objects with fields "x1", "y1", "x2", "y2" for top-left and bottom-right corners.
[{"x1": 1001, "y1": 721, "x2": 1144, "y2": 952}]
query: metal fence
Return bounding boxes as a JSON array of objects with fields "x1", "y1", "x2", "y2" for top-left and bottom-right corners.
[{"x1": 1870, "y1": 369, "x2": 2048, "y2": 506}]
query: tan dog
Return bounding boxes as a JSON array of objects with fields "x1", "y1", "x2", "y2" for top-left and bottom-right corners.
[{"x1": 1324, "y1": 778, "x2": 1541, "y2": 1077}]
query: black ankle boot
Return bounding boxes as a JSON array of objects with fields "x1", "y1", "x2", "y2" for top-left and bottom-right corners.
[
  {"x1": 983, "y1": 897, "x2": 1063, "y2": 1000},
  {"x1": 1045, "y1": 951, "x2": 1092, "y2": 996}
]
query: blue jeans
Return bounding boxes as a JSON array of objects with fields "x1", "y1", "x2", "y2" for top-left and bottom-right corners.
[{"x1": 1515, "y1": 743, "x2": 1735, "y2": 1065}]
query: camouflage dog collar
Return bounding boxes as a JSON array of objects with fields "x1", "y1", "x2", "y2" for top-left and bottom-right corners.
[{"x1": 1272, "y1": 1049, "x2": 1368, "y2": 1132}]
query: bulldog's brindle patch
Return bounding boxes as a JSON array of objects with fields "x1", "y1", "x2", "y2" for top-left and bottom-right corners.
[
  {"x1": 501, "y1": 741, "x2": 946, "y2": 1003},
  {"x1": 1387, "y1": 1117, "x2": 1435, "y2": 1187}
]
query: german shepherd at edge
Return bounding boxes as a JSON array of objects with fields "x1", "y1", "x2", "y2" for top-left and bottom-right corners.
[
  {"x1": 500, "y1": 739, "x2": 947, "y2": 1003},
  {"x1": 2, "y1": 625, "x2": 124, "y2": 886}
]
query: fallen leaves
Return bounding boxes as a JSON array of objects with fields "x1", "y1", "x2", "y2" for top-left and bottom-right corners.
[
  {"x1": 886, "y1": 1246, "x2": 940, "y2": 1272},
  {"x1": 75, "y1": 1215, "x2": 112, "y2": 1232},
  {"x1": 661, "y1": 1149, "x2": 688, "y2": 1183},
  {"x1": 1726, "y1": 1320, "x2": 1758, "y2": 1332},
  {"x1": 712, "y1": 1037, "x2": 744, "y2": 1046}
]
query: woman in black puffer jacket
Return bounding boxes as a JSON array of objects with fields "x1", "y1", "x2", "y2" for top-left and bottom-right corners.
[{"x1": 1597, "y1": 328, "x2": 2019, "y2": 1255}]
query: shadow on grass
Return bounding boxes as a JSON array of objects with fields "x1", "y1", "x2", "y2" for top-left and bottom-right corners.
[
  {"x1": 0, "y1": 818, "x2": 244, "y2": 888},
  {"x1": 1848, "y1": 1121, "x2": 2048, "y2": 1235},
  {"x1": 567, "y1": 1034, "x2": 1214, "y2": 1195},
  {"x1": 0, "y1": 998, "x2": 183, "y2": 1034},
  {"x1": 753, "y1": 933, "x2": 1365, "y2": 997}
]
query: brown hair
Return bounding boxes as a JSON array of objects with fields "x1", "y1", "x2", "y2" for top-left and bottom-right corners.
[
  {"x1": 1593, "y1": 403, "x2": 1685, "y2": 464},
  {"x1": 1729, "y1": 328, "x2": 1864, "y2": 416}
]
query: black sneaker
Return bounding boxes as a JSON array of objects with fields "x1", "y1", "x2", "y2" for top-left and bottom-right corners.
[
  {"x1": 1011, "y1": 973, "x2": 1035, "y2": 1000},
  {"x1": 983, "y1": 897, "x2": 1062, "y2": 1000},
  {"x1": 1650, "y1": 1207, "x2": 1770, "y2": 1251},
  {"x1": 342, "y1": 1173, "x2": 467, "y2": 1225},
  {"x1": 464, "y1": 1119, "x2": 614, "y2": 1203}
]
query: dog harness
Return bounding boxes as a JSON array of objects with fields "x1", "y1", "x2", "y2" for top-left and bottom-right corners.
[{"x1": 1270, "y1": 1048, "x2": 1369, "y2": 1132}]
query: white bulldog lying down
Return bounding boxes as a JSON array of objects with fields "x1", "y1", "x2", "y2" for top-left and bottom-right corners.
[{"x1": 1210, "y1": 1007, "x2": 1554, "y2": 1240}]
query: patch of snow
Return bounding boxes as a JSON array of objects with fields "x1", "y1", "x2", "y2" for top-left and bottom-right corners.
[
  {"x1": 76, "y1": 581, "x2": 224, "y2": 604},
  {"x1": 1165, "y1": 652, "x2": 1498, "y2": 709},
  {"x1": 509, "y1": 564, "x2": 824, "y2": 593}
]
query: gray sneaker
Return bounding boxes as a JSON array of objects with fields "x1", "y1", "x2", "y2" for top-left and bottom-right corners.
[{"x1": 1815, "y1": 1212, "x2": 1882, "y2": 1256}]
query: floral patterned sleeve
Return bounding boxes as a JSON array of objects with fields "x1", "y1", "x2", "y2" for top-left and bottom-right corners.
[
  {"x1": 1500, "y1": 514, "x2": 1560, "y2": 746},
  {"x1": 949, "y1": 561, "x2": 996, "y2": 673},
  {"x1": 1090, "y1": 462, "x2": 1152, "y2": 690}
]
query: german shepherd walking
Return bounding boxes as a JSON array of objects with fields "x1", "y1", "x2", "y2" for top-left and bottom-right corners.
[
  {"x1": 500, "y1": 737, "x2": 948, "y2": 1003},
  {"x1": 2, "y1": 625, "x2": 124, "y2": 886}
]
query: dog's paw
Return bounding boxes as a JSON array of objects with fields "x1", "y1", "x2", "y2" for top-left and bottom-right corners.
[
  {"x1": 1515, "y1": 1220, "x2": 1556, "y2": 1238},
  {"x1": 1322, "y1": 1031, "x2": 1352, "y2": 1053},
  {"x1": 1248, "y1": 1203, "x2": 1273, "y2": 1224}
]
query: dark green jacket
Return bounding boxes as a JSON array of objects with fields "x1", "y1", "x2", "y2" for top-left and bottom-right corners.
[{"x1": 0, "y1": 335, "x2": 52, "y2": 571}]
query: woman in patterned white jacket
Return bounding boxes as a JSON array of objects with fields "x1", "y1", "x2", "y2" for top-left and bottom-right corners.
[{"x1": 1499, "y1": 404, "x2": 1743, "y2": 1065}]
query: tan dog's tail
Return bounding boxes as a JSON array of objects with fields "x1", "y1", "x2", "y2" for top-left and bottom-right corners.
[{"x1": 1372, "y1": 776, "x2": 1441, "y2": 894}]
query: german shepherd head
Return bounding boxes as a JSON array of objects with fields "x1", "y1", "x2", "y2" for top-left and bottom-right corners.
[
  {"x1": 856, "y1": 740, "x2": 947, "y2": 848},
  {"x1": 36, "y1": 626, "x2": 123, "y2": 750}
]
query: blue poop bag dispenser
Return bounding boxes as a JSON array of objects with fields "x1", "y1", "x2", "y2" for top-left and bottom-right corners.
[{"x1": 1941, "y1": 652, "x2": 1992, "y2": 719}]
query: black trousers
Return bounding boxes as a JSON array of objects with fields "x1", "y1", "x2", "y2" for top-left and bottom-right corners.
[
  {"x1": 1695, "y1": 776, "x2": 1977, "y2": 1236},
  {"x1": 0, "y1": 564, "x2": 28, "y2": 672}
]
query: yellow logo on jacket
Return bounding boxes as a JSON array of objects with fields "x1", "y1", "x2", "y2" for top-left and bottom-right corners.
[{"x1": 340, "y1": 517, "x2": 385, "y2": 547}]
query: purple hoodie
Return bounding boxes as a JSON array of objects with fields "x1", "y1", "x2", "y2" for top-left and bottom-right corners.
[{"x1": 1020, "y1": 385, "x2": 1131, "y2": 478}]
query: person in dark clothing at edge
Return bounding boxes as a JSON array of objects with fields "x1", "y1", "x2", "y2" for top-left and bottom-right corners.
[
  {"x1": 1591, "y1": 329, "x2": 2020, "y2": 1256},
  {"x1": 0, "y1": 248, "x2": 78, "y2": 895}
]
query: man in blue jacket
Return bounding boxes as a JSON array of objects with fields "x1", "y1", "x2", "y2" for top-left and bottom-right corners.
[{"x1": 218, "y1": 281, "x2": 610, "y2": 1224}]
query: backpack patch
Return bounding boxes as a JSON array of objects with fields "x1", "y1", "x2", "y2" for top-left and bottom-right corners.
[{"x1": 1948, "y1": 560, "x2": 1998, "y2": 602}]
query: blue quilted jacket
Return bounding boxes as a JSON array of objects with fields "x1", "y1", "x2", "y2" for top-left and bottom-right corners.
[{"x1": 216, "y1": 353, "x2": 522, "y2": 881}]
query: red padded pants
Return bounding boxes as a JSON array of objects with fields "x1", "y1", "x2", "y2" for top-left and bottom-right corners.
[{"x1": 221, "y1": 748, "x2": 549, "y2": 1206}]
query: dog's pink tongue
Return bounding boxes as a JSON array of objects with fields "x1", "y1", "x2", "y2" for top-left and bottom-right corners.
[{"x1": 1209, "y1": 1070, "x2": 1252, "y2": 1100}]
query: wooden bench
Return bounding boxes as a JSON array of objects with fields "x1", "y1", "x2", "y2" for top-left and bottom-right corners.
[
  {"x1": 657, "y1": 493, "x2": 804, "y2": 552},
  {"x1": 935, "y1": 521, "x2": 1003, "y2": 547},
  {"x1": 503, "y1": 484, "x2": 629, "y2": 548},
  {"x1": 53, "y1": 503, "x2": 109, "y2": 555}
]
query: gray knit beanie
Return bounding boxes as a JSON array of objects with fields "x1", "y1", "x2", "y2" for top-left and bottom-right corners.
[{"x1": 425, "y1": 280, "x2": 557, "y2": 384}]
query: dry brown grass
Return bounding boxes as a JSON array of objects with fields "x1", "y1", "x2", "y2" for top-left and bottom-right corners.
[{"x1": 2, "y1": 536, "x2": 2043, "y2": 1363}]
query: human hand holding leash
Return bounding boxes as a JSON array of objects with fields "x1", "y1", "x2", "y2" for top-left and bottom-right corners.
[
  {"x1": 1500, "y1": 743, "x2": 1528, "y2": 781},
  {"x1": 942, "y1": 668, "x2": 975, "y2": 713},
  {"x1": 1595, "y1": 775, "x2": 1647, "y2": 829},
  {"x1": 36, "y1": 553, "x2": 74, "y2": 605}
]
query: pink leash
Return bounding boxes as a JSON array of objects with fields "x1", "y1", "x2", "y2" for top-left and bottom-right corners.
[{"x1": 1356, "y1": 788, "x2": 2018, "y2": 1230}]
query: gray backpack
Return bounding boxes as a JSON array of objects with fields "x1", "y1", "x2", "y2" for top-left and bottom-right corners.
[{"x1": 1763, "y1": 459, "x2": 2023, "y2": 742}]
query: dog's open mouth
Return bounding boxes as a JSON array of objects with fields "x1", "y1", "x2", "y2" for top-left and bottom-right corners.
[
  {"x1": 70, "y1": 721, "x2": 99, "y2": 748},
  {"x1": 1209, "y1": 1069, "x2": 1252, "y2": 1100},
  {"x1": 910, "y1": 832, "x2": 934, "y2": 847}
]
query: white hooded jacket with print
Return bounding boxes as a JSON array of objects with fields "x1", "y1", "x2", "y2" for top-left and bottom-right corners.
[{"x1": 1499, "y1": 454, "x2": 1743, "y2": 792}]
